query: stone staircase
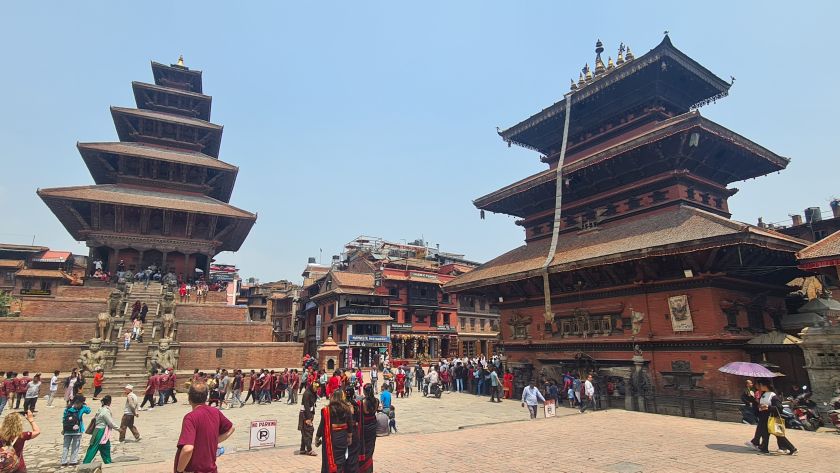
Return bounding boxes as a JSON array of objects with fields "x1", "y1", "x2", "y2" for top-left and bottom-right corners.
[
  {"x1": 100, "y1": 340, "x2": 150, "y2": 396},
  {"x1": 99, "y1": 282, "x2": 164, "y2": 396}
]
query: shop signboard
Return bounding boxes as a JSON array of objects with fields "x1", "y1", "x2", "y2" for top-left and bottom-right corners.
[{"x1": 348, "y1": 335, "x2": 390, "y2": 347}]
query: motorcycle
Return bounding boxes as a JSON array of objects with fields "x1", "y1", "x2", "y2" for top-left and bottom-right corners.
[
  {"x1": 781, "y1": 402, "x2": 806, "y2": 430},
  {"x1": 422, "y1": 380, "x2": 442, "y2": 399}
]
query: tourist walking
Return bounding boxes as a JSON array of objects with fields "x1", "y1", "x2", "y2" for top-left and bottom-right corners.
[
  {"x1": 488, "y1": 367, "x2": 501, "y2": 402},
  {"x1": 580, "y1": 374, "x2": 596, "y2": 413},
  {"x1": 123, "y1": 331, "x2": 131, "y2": 351},
  {"x1": 140, "y1": 370, "x2": 157, "y2": 410},
  {"x1": 231, "y1": 370, "x2": 244, "y2": 408},
  {"x1": 64, "y1": 369, "x2": 79, "y2": 406},
  {"x1": 521, "y1": 380, "x2": 545, "y2": 419},
  {"x1": 0, "y1": 373, "x2": 7, "y2": 417},
  {"x1": 14, "y1": 371, "x2": 31, "y2": 410},
  {"x1": 60, "y1": 395, "x2": 90, "y2": 467},
  {"x1": 174, "y1": 382, "x2": 235, "y2": 473},
  {"x1": 118, "y1": 385, "x2": 141, "y2": 443},
  {"x1": 746, "y1": 378, "x2": 798, "y2": 455},
  {"x1": 47, "y1": 370, "x2": 60, "y2": 407},
  {"x1": 140, "y1": 303, "x2": 148, "y2": 324},
  {"x1": 370, "y1": 366, "x2": 379, "y2": 394},
  {"x1": 298, "y1": 382, "x2": 317, "y2": 456},
  {"x1": 83, "y1": 395, "x2": 119, "y2": 465},
  {"x1": 23, "y1": 373, "x2": 41, "y2": 413},
  {"x1": 316, "y1": 390, "x2": 352, "y2": 473},
  {"x1": 92, "y1": 368, "x2": 104, "y2": 400},
  {"x1": 414, "y1": 363, "x2": 424, "y2": 393},
  {"x1": 0, "y1": 408, "x2": 40, "y2": 471}
]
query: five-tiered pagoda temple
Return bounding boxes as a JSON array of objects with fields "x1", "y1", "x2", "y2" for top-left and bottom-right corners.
[
  {"x1": 38, "y1": 57, "x2": 256, "y2": 278},
  {"x1": 445, "y1": 36, "x2": 810, "y2": 399}
]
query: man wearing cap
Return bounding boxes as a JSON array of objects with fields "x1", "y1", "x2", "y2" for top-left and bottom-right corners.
[{"x1": 118, "y1": 384, "x2": 141, "y2": 443}]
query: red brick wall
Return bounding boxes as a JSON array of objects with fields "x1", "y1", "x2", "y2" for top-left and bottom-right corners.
[
  {"x1": 177, "y1": 322, "x2": 274, "y2": 342},
  {"x1": 175, "y1": 304, "x2": 247, "y2": 321},
  {"x1": 177, "y1": 342, "x2": 303, "y2": 371},
  {"x1": 0, "y1": 319, "x2": 97, "y2": 342},
  {"x1": 204, "y1": 292, "x2": 227, "y2": 303},
  {"x1": 57, "y1": 286, "x2": 113, "y2": 300},
  {"x1": 20, "y1": 298, "x2": 107, "y2": 318},
  {"x1": 0, "y1": 345, "x2": 83, "y2": 372}
]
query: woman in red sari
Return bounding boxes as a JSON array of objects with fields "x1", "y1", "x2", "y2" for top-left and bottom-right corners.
[
  {"x1": 395, "y1": 369, "x2": 406, "y2": 398},
  {"x1": 503, "y1": 369, "x2": 514, "y2": 399},
  {"x1": 316, "y1": 390, "x2": 353, "y2": 473}
]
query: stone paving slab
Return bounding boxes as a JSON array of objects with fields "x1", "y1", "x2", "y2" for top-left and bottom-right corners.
[{"x1": 7, "y1": 388, "x2": 838, "y2": 472}]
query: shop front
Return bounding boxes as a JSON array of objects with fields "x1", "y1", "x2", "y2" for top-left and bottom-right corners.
[{"x1": 346, "y1": 334, "x2": 390, "y2": 368}]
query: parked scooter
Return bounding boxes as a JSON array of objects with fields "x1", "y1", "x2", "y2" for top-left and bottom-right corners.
[{"x1": 780, "y1": 401, "x2": 807, "y2": 430}]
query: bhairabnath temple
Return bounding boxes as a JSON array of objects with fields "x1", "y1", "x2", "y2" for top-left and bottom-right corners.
[{"x1": 445, "y1": 36, "x2": 809, "y2": 399}]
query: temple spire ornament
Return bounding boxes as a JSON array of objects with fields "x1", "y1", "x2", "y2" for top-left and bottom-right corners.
[
  {"x1": 617, "y1": 43, "x2": 625, "y2": 65},
  {"x1": 176, "y1": 55, "x2": 185, "y2": 67},
  {"x1": 607, "y1": 56, "x2": 615, "y2": 70},
  {"x1": 583, "y1": 63, "x2": 592, "y2": 81},
  {"x1": 570, "y1": 78, "x2": 578, "y2": 91},
  {"x1": 626, "y1": 45, "x2": 635, "y2": 61},
  {"x1": 578, "y1": 72, "x2": 585, "y2": 87},
  {"x1": 594, "y1": 39, "x2": 606, "y2": 75}
]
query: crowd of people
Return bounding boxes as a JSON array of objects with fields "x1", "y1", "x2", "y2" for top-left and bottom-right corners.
[{"x1": 0, "y1": 351, "x2": 604, "y2": 472}]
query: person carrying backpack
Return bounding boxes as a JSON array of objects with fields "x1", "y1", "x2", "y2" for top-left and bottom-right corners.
[
  {"x1": 61, "y1": 395, "x2": 90, "y2": 467},
  {"x1": 0, "y1": 408, "x2": 40, "y2": 473}
]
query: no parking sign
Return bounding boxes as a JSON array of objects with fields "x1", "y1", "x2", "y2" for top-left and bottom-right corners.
[
  {"x1": 249, "y1": 419, "x2": 277, "y2": 450},
  {"x1": 544, "y1": 399, "x2": 556, "y2": 418}
]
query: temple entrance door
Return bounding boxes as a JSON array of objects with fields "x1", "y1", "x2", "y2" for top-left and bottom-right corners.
[
  {"x1": 141, "y1": 249, "x2": 163, "y2": 271},
  {"x1": 573, "y1": 352, "x2": 599, "y2": 377},
  {"x1": 91, "y1": 247, "x2": 111, "y2": 275},
  {"x1": 167, "y1": 251, "x2": 185, "y2": 279},
  {"x1": 441, "y1": 338, "x2": 449, "y2": 358},
  {"x1": 194, "y1": 254, "x2": 209, "y2": 281}
]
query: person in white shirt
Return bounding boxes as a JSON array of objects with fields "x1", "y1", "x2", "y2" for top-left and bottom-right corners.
[
  {"x1": 580, "y1": 374, "x2": 596, "y2": 413},
  {"x1": 521, "y1": 380, "x2": 546, "y2": 419},
  {"x1": 47, "y1": 370, "x2": 60, "y2": 407}
]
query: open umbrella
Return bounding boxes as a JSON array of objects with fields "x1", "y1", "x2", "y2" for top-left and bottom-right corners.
[{"x1": 718, "y1": 361, "x2": 782, "y2": 378}]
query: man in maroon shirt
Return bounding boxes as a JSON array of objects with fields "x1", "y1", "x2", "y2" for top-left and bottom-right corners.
[
  {"x1": 140, "y1": 369, "x2": 158, "y2": 410},
  {"x1": 14, "y1": 371, "x2": 31, "y2": 409},
  {"x1": 175, "y1": 382, "x2": 235, "y2": 473}
]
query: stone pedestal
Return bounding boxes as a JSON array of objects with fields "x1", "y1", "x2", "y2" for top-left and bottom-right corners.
[
  {"x1": 318, "y1": 337, "x2": 341, "y2": 372},
  {"x1": 623, "y1": 372, "x2": 634, "y2": 411},
  {"x1": 633, "y1": 354, "x2": 647, "y2": 412},
  {"x1": 800, "y1": 323, "x2": 840, "y2": 407}
]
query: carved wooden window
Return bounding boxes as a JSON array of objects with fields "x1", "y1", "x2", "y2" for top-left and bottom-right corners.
[{"x1": 513, "y1": 324, "x2": 527, "y2": 339}]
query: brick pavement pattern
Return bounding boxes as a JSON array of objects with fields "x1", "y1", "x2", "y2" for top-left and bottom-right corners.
[{"x1": 10, "y1": 389, "x2": 838, "y2": 472}]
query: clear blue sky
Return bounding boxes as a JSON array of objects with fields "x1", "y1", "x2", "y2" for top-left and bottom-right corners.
[{"x1": 1, "y1": 1, "x2": 836, "y2": 283}]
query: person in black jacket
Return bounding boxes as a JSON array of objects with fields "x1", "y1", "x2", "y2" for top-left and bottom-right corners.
[{"x1": 740, "y1": 379, "x2": 759, "y2": 425}]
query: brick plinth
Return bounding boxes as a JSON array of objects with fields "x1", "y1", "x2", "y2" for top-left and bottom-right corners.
[
  {"x1": 175, "y1": 304, "x2": 248, "y2": 321},
  {"x1": 176, "y1": 321, "x2": 274, "y2": 342},
  {"x1": 0, "y1": 319, "x2": 98, "y2": 343},
  {"x1": 56, "y1": 286, "x2": 114, "y2": 299},
  {"x1": 177, "y1": 342, "x2": 303, "y2": 371},
  {"x1": 0, "y1": 343, "x2": 84, "y2": 372},
  {"x1": 20, "y1": 297, "x2": 107, "y2": 318}
]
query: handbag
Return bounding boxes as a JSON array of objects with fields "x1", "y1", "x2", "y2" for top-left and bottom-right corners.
[
  {"x1": 767, "y1": 412, "x2": 785, "y2": 437},
  {"x1": 85, "y1": 419, "x2": 96, "y2": 435}
]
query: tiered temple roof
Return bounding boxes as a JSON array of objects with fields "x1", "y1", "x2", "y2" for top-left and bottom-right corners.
[
  {"x1": 38, "y1": 57, "x2": 255, "y2": 267},
  {"x1": 447, "y1": 36, "x2": 805, "y2": 294}
]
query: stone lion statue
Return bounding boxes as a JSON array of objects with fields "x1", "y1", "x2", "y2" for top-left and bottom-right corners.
[
  {"x1": 150, "y1": 338, "x2": 177, "y2": 372},
  {"x1": 96, "y1": 312, "x2": 112, "y2": 341},
  {"x1": 78, "y1": 338, "x2": 107, "y2": 374},
  {"x1": 161, "y1": 291, "x2": 175, "y2": 315},
  {"x1": 161, "y1": 312, "x2": 176, "y2": 339},
  {"x1": 107, "y1": 289, "x2": 122, "y2": 317}
]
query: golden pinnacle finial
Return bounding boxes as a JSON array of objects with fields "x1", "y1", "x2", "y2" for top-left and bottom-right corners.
[
  {"x1": 594, "y1": 39, "x2": 606, "y2": 75},
  {"x1": 570, "y1": 78, "x2": 578, "y2": 91},
  {"x1": 625, "y1": 46, "x2": 634, "y2": 61},
  {"x1": 177, "y1": 55, "x2": 184, "y2": 67},
  {"x1": 584, "y1": 63, "x2": 592, "y2": 81},
  {"x1": 617, "y1": 43, "x2": 625, "y2": 65},
  {"x1": 578, "y1": 72, "x2": 585, "y2": 87},
  {"x1": 607, "y1": 56, "x2": 615, "y2": 70}
]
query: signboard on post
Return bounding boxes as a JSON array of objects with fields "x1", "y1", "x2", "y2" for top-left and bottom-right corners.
[
  {"x1": 249, "y1": 419, "x2": 277, "y2": 450},
  {"x1": 544, "y1": 399, "x2": 556, "y2": 418}
]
